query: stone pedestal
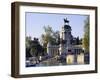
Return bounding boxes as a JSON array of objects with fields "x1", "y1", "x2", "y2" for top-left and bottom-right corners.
[
  {"x1": 77, "y1": 53, "x2": 84, "y2": 64},
  {"x1": 66, "y1": 55, "x2": 74, "y2": 64}
]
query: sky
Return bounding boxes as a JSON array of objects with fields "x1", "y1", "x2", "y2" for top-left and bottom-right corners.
[{"x1": 25, "y1": 12, "x2": 88, "y2": 40}]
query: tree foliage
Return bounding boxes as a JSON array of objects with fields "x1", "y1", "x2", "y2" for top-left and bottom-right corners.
[
  {"x1": 26, "y1": 36, "x2": 31, "y2": 48},
  {"x1": 26, "y1": 36, "x2": 32, "y2": 58},
  {"x1": 40, "y1": 25, "x2": 60, "y2": 47},
  {"x1": 30, "y1": 38, "x2": 45, "y2": 57},
  {"x1": 82, "y1": 17, "x2": 89, "y2": 52},
  {"x1": 26, "y1": 37, "x2": 45, "y2": 58}
]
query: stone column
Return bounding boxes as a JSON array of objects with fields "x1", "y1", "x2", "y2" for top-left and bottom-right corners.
[{"x1": 47, "y1": 42, "x2": 51, "y2": 56}]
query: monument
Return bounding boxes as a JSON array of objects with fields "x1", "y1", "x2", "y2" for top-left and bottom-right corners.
[
  {"x1": 59, "y1": 18, "x2": 73, "y2": 55},
  {"x1": 47, "y1": 18, "x2": 83, "y2": 59}
]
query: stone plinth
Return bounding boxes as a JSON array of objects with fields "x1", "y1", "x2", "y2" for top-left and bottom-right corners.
[
  {"x1": 77, "y1": 53, "x2": 84, "y2": 64},
  {"x1": 66, "y1": 55, "x2": 74, "y2": 64}
]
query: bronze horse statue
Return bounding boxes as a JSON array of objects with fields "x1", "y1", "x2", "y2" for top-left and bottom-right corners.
[{"x1": 64, "y1": 18, "x2": 69, "y2": 23}]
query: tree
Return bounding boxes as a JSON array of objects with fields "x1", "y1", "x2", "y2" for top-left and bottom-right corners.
[
  {"x1": 26, "y1": 36, "x2": 32, "y2": 58},
  {"x1": 26, "y1": 36, "x2": 31, "y2": 48},
  {"x1": 30, "y1": 38, "x2": 44, "y2": 57},
  {"x1": 26, "y1": 37, "x2": 45, "y2": 58},
  {"x1": 52, "y1": 31, "x2": 60, "y2": 45},
  {"x1": 40, "y1": 25, "x2": 60, "y2": 47},
  {"x1": 82, "y1": 17, "x2": 89, "y2": 52},
  {"x1": 40, "y1": 25, "x2": 53, "y2": 47}
]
